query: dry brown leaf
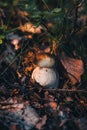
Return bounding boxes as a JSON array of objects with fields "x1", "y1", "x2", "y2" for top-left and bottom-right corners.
[
  {"x1": 24, "y1": 66, "x2": 33, "y2": 75},
  {"x1": 22, "y1": 51, "x2": 36, "y2": 75},
  {"x1": 22, "y1": 51, "x2": 35, "y2": 66},
  {"x1": 65, "y1": 97, "x2": 73, "y2": 102},
  {"x1": 26, "y1": 34, "x2": 33, "y2": 39},
  {"x1": 17, "y1": 9, "x2": 29, "y2": 17},
  {"x1": 16, "y1": 71, "x2": 22, "y2": 78},
  {"x1": 20, "y1": 22, "x2": 42, "y2": 34},
  {"x1": 47, "y1": 22, "x2": 53, "y2": 28},
  {"x1": 61, "y1": 54, "x2": 84, "y2": 84},
  {"x1": 49, "y1": 101, "x2": 57, "y2": 111}
]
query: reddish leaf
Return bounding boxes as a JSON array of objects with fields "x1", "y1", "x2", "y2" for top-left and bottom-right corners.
[
  {"x1": 61, "y1": 54, "x2": 84, "y2": 84},
  {"x1": 49, "y1": 101, "x2": 57, "y2": 111}
]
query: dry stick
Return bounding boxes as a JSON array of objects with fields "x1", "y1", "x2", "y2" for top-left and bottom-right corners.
[{"x1": 43, "y1": 88, "x2": 87, "y2": 93}]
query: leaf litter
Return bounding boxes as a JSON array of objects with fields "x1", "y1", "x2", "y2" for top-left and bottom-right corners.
[{"x1": 0, "y1": 23, "x2": 87, "y2": 130}]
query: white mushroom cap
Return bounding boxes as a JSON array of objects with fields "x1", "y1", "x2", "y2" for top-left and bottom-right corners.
[{"x1": 32, "y1": 67, "x2": 59, "y2": 88}]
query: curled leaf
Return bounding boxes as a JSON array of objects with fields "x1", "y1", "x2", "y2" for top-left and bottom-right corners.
[{"x1": 61, "y1": 54, "x2": 84, "y2": 84}]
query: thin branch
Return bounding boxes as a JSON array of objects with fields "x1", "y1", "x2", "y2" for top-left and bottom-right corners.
[{"x1": 43, "y1": 88, "x2": 87, "y2": 93}]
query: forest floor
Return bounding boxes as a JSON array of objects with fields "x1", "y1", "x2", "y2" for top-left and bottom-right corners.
[{"x1": 0, "y1": 3, "x2": 87, "y2": 130}]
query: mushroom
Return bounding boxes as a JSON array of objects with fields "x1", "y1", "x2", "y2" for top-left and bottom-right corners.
[
  {"x1": 35, "y1": 53, "x2": 55, "y2": 68},
  {"x1": 32, "y1": 53, "x2": 59, "y2": 89}
]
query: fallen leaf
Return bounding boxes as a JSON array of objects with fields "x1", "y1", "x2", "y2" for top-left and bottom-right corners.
[
  {"x1": 36, "y1": 115, "x2": 47, "y2": 130},
  {"x1": 61, "y1": 54, "x2": 84, "y2": 84},
  {"x1": 65, "y1": 97, "x2": 73, "y2": 102},
  {"x1": 25, "y1": 66, "x2": 33, "y2": 73},
  {"x1": 17, "y1": 9, "x2": 29, "y2": 17},
  {"x1": 20, "y1": 22, "x2": 42, "y2": 34},
  {"x1": 49, "y1": 101, "x2": 57, "y2": 111}
]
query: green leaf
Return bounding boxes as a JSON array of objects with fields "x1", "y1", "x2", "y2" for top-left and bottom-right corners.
[
  {"x1": 52, "y1": 8, "x2": 62, "y2": 13},
  {"x1": 0, "y1": 39, "x2": 3, "y2": 44}
]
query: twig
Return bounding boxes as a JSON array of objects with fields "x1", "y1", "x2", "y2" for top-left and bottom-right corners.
[
  {"x1": 43, "y1": 88, "x2": 87, "y2": 93},
  {"x1": 0, "y1": 102, "x2": 14, "y2": 106}
]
